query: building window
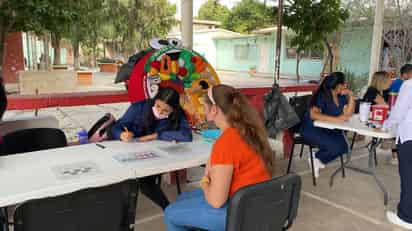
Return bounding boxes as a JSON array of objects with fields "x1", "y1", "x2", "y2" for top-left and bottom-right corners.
[
  {"x1": 235, "y1": 45, "x2": 249, "y2": 60},
  {"x1": 286, "y1": 48, "x2": 297, "y2": 59},
  {"x1": 310, "y1": 48, "x2": 323, "y2": 60},
  {"x1": 286, "y1": 47, "x2": 324, "y2": 60}
]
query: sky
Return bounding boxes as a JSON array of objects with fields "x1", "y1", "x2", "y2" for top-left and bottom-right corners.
[{"x1": 168, "y1": 0, "x2": 275, "y2": 17}]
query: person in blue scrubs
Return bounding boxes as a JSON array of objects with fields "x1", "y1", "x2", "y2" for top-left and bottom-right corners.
[
  {"x1": 111, "y1": 87, "x2": 192, "y2": 210},
  {"x1": 389, "y1": 64, "x2": 412, "y2": 94},
  {"x1": 301, "y1": 72, "x2": 355, "y2": 177}
]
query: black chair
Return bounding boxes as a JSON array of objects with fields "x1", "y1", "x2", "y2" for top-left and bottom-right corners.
[
  {"x1": 286, "y1": 96, "x2": 347, "y2": 186},
  {"x1": 286, "y1": 95, "x2": 318, "y2": 186},
  {"x1": 226, "y1": 174, "x2": 302, "y2": 231},
  {"x1": 2, "y1": 128, "x2": 67, "y2": 155},
  {"x1": 13, "y1": 180, "x2": 138, "y2": 231},
  {"x1": 1, "y1": 128, "x2": 68, "y2": 230},
  {"x1": 192, "y1": 174, "x2": 302, "y2": 231}
]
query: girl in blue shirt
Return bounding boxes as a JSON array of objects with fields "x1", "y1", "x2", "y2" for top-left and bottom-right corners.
[
  {"x1": 301, "y1": 72, "x2": 355, "y2": 177},
  {"x1": 111, "y1": 87, "x2": 192, "y2": 210}
]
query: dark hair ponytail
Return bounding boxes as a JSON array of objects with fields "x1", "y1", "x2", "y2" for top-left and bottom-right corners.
[
  {"x1": 311, "y1": 72, "x2": 346, "y2": 107},
  {"x1": 206, "y1": 84, "x2": 275, "y2": 176}
]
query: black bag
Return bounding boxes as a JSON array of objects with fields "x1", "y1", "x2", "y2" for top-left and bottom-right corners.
[
  {"x1": 114, "y1": 49, "x2": 153, "y2": 84},
  {"x1": 264, "y1": 85, "x2": 300, "y2": 138},
  {"x1": 88, "y1": 113, "x2": 116, "y2": 142}
]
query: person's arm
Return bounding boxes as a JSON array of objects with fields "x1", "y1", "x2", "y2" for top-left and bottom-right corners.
[
  {"x1": 342, "y1": 90, "x2": 355, "y2": 116},
  {"x1": 111, "y1": 102, "x2": 144, "y2": 139},
  {"x1": 202, "y1": 165, "x2": 233, "y2": 208},
  {"x1": 310, "y1": 106, "x2": 348, "y2": 123},
  {"x1": 373, "y1": 94, "x2": 388, "y2": 106},
  {"x1": 157, "y1": 116, "x2": 193, "y2": 142},
  {"x1": 383, "y1": 81, "x2": 412, "y2": 130}
]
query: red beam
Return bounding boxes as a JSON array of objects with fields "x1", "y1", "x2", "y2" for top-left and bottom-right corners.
[
  {"x1": 6, "y1": 84, "x2": 318, "y2": 110},
  {"x1": 7, "y1": 90, "x2": 129, "y2": 110}
]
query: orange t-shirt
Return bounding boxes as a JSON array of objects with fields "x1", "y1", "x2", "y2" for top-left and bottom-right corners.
[{"x1": 210, "y1": 127, "x2": 271, "y2": 197}]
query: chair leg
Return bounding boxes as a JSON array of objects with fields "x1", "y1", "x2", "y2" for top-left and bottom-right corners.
[
  {"x1": 340, "y1": 154, "x2": 346, "y2": 178},
  {"x1": 299, "y1": 143, "x2": 305, "y2": 159},
  {"x1": 374, "y1": 148, "x2": 378, "y2": 166},
  {"x1": 175, "y1": 171, "x2": 182, "y2": 195},
  {"x1": 351, "y1": 133, "x2": 357, "y2": 150},
  {"x1": 286, "y1": 142, "x2": 296, "y2": 174},
  {"x1": 309, "y1": 146, "x2": 317, "y2": 186}
]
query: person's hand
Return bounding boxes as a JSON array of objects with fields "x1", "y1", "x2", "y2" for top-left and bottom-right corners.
[
  {"x1": 341, "y1": 88, "x2": 354, "y2": 98},
  {"x1": 138, "y1": 133, "x2": 158, "y2": 142},
  {"x1": 120, "y1": 131, "x2": 134, "y2": 142},
  {"x1": 335, "y1": 114, "x2": 350, "y2": 123},
  {"x1": 200, "y1": 175, "x2": 210, "y2": 190}
]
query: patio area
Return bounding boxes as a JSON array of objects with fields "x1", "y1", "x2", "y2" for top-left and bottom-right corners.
[{"x1": 135, "y1": 142, "x2": 402, "y2": 231}]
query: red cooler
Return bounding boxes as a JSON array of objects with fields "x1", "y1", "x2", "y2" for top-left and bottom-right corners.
[{"x1": 371, "y1": 105, "x2": 389, "y2": 124}]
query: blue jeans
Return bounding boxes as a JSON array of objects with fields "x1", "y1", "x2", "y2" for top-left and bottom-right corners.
[{"x1": 164, "y1": 189, "x2": 228, "y2": 231}]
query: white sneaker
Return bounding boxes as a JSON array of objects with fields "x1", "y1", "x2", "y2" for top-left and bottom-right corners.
[
  {"x1": 390, "y1": 157, "x2": 399, "y2": 166},
  {"x1": 310, "y1": 152, "x2": 325, "y2": 169},
  {"x1": 386, "y1": 211, "x2": 412, "y2": 230}
]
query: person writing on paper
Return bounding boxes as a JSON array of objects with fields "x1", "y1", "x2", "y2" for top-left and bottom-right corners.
[
  {"x1": 164, "y1": 84, "x2": 274, "y2": 231},
  {"x1": 111, "y1": 87, "x2": 192, "y2": 143},
  {"x1": 362, "y1": 71, "x2": 391, "y2": 105},
  {"x1": 111, "y1": 87, "x2": 192, "y2": 210},
  {"x1": 383, "y1": 73, "x2": 412, "y2": 229},
  {"x1": 301, "y1": 72, "x2": 355, "y2": 178}
]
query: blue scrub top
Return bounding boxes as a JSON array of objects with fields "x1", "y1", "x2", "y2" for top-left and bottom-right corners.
[
  {"x1": 389, "y1": 78, "x2": 404, "y2": 93},
  {"x1": 301, "y1": 93, "x2": 349, "y2": 130}
]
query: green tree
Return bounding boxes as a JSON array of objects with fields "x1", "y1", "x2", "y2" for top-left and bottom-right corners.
[
  {"x1": 0, "y1": 0, "x2": 47, "y2": 74},
  {"x1": 284, "y1": 0, "x2": 349, "y2": 79},
  {"x1": 64, "y1": 0, "x2": 105, "y2": 69},
  {"x1": 0, "y1": 0, "x2": 77, "y2": 72},
  {"x1": 102, "y1": 0, "x2": 176, "y2": 56},
  {"x1": 198, "y1": 0, "x2": 230, "y2": 23},
  {"x1": 224, "y1": 0, "x2": 276, "y2": 33}
]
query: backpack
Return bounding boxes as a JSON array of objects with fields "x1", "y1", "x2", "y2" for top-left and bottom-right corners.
[{"x1": 88, "y1": 113, "x2": 116, "y2": 142}]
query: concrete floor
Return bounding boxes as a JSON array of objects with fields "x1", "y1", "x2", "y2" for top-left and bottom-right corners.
[
  {"x1": 4, "y1": 71, "x2": 404, "y2": 230},
  {"x1": 135, "y1": 141, "x2": 404, "y2": 231}
]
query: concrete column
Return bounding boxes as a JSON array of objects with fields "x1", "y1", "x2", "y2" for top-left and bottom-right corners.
[
  {"x1": 368, "y1": 0, "x2": 385, "y2": 84},
  {"x1": 181, "y1": 0, "x2": 193, "y2": 49}
]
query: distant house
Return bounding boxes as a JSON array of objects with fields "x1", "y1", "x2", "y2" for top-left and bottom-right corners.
[
  {"x1": 169, "y1": 19, "x2": 222, "y2": 35},
  {"x1": 168, "y1": 19, "x2": 240, "y2": 68},
  {"x1": 213, "y1": 25, "x2": 375, "y2": 78}
]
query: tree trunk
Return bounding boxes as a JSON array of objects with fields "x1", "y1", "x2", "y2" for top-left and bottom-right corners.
[
  {"x1": 103, "y1": 41, "x2": 106, "y2": 58},
  {"x1": 42, "y1": 34, "x2": 51, "y2": 70},
  {"x1": 73, "y1": 40, "x2": 80, "y2": 70},
  {"x1": 296, "y1": 53, "x2": 301, "y2": 83},
  {"x1": 324, "y1": 39, "x2": 334, "y2": 73},
  {"x1": 31, "y1": 33, "x2": 38, "y2": 71},
  {"x1": 52, "y1": 33, "x2": 61, "y2": 65},
  {"x1": 93, "y1": 45, "x2": 97, "y2": 67}
]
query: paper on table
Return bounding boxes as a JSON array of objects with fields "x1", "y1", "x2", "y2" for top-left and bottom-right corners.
[
  {"x1": 113, "y1": 151, "x2": 160, "y2": 164},
  {"x1": 157, "y1": 143, "x2": 192, "y2": 155},
  {"x1": 52, "y1": 161, "x2": 101, "y2": 180}
]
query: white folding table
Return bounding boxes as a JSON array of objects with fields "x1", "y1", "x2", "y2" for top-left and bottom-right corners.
[
  {"x1": 314, "y1": 115, "x2": 394, "y2": 205},
  {"x1": 0, "y1": 135, "x2": 211, "y2": 208}
]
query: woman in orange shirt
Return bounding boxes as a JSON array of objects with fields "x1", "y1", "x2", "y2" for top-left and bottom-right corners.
[{"x1": 164, "y1": 84, "x2": 275, "y2": 231}]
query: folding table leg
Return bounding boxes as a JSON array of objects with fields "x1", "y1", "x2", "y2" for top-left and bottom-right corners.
[{"x1": 175, "y1": 171, "x2": 182, "y2": 195}]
